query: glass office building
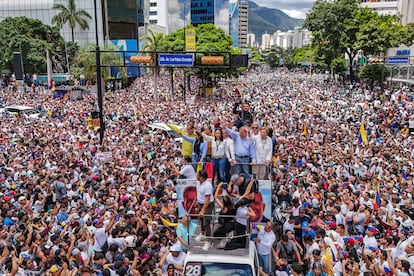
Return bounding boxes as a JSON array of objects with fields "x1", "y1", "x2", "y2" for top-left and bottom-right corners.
[
  {"x1": 105, "y1": 0, "x2": 145, "y2": 40},
  {"x1": 191, "y1": 0, "x2": 214, "y2": 25}
]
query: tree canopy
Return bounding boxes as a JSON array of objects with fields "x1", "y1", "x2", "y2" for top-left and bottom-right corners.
[
  {"x1": 52, "y1": 0, "x2": 92, "y2": 43},
  {"x1": 73, "y1": 44, "x2": 122, "y2": 80},
  {"x1": 0, "y1": 17, "x2": 64, "y2": 74},
  {"x1": 304, "y1": 0, "x2": 409, "y2": 81}
]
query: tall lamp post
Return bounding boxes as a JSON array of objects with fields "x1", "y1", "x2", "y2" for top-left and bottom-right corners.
[{"x1": 93, "y1": 0, "x2": 104, "y2": 144}]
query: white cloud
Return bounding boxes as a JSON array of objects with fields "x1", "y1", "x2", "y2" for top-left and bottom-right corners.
[
  {"x1": 281, "y1": 9, "x2": 308, "y2": 19},
  {"x1": 253, "y1": 0, "x2": 316, "y2": 19}
]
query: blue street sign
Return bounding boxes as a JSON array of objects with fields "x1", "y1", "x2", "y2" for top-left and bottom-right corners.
[
  {"x1": 158, "y1": 54, "x2": 194, "y2": 67},
  {"x1": 387, "y1": 57, "x2": 409, "y2": 65}
]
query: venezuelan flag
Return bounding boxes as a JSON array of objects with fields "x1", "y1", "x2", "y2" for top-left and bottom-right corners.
[
  {"x1": 373, "y1": 190, "x2": 381, "y2": 210},
  {"x1": 359, "y1": 120, "x2": 368, "y2": 144},
  {"x1": 303, "y1": 124, "x2": 307, "y2": 136}
]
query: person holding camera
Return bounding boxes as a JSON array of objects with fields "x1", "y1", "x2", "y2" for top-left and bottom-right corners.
[{"x1": 233, "y1": 100, "x2": 253, "y2": 129}]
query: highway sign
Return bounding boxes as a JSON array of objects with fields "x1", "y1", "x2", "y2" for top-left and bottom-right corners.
[{"x1": 158, "y1": 54, "x2": 194, "y2": 67}]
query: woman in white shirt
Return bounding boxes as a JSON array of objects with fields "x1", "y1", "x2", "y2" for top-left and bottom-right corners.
[
  {"x1": 225, "y1": 198, "x2": 255, "y2": 250},
  {"x1": 203, "y1": 128, "x2": 227, "y2": 184}
]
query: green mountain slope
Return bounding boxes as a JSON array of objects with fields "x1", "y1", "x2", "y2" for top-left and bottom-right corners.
[{"x1": 248, "y1": 1, "x2": 304, "y2": 44}]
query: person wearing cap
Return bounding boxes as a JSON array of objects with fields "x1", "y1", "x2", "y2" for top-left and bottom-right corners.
[
  {"x1": 159, "y1": 243, "x2": 186, "y2": 273},
  {"x1": 294, "y1": 207, "x2": 311, "y2": 243},
  {"x1": 163, "y1": 263, "x2": 178, "y2": 276},
  {"x1": 364, "y1": 226, "x2": 378, "y2": 248},
  {"x1": 93, "y1": 213, "x2": 117, "y2": 254}
]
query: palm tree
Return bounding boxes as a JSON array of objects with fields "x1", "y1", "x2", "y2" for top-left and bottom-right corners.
[
  {"x1": 140, "y1": 29, "x2": 165, "y2": 99},
  {"x1": 51, "y1": 0, "x2": 92, "y2": 43}
]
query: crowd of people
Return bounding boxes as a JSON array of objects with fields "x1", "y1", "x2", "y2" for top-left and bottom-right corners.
[{"x1": 0, "y1": 67, "x2": 413, "y2": 276}]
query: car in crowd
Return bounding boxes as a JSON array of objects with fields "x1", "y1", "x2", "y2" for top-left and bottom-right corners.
[
  {"x1": 1, "y1": 105, "x2": 42, "y2": 118},
  {"x1": 147, "y1": 122, "x2": 182, "y2": 143}
]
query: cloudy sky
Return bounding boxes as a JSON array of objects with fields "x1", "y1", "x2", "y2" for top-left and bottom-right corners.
[{"x1": 252, "y1": 0, "x2": 316, "y2": 19}]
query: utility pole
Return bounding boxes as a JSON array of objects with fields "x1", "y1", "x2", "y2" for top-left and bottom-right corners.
[{"x1": 94, "y1": 0, "x2": 104, "y2": 144}]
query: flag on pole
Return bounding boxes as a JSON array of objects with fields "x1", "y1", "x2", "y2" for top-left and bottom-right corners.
[{"x1": 359, "y1": 120, "x2": 368, "y2": 144}]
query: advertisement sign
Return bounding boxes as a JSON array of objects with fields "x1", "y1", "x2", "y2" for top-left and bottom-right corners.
[
  {"x1": 177, "y1": 179, "x2": 199, "y2": 218},
  {"x1": 185, "y1": 28, "x2": 196, "y2": 52},
  {"x1": 176, "y1": 179, "x2": 272, "y2": 222},
  {"x1": 387, "y1": 57, "x2": 409, "y2": 65},
  {"x1": 252, "y1": 180, "x2": 272, "y2": 223}
]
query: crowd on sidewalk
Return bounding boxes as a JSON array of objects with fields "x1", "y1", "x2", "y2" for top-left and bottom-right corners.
[{"x1": 0, "y1": 67, "x2": 413, "y2": 276}]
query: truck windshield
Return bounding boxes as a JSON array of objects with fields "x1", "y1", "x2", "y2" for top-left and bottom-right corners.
[{"x1": 185, "y1": 262, "x2": 253, "y2": 276}]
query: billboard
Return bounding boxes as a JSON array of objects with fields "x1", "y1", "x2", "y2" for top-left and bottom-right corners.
[
  {"x1": 110, "y1": 39, "x2": 146, "y2": 77},
  {"x1": 185, "y1": 28, "x2": 196, "y2": 52}
]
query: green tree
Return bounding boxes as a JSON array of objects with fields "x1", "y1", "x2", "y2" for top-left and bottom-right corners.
[
  {"x1": 354, "y1": 11, "x2": 405, "y2": 55},
  {"x1": 0, "y1": 17, "x2": 64, "y2": 74},
  {"x1": 359, "y1": 64, "x2": 390, "y2": 89},
  {"x1": 304, "y1": 0, "x2": 359, "y2": 80},
  {"x1": 51, "y1": 0, "x2": 92, "y2": 43},
  {"x1": 163, "y1": 24, "x2": 236, "y2": 93},
  {"x1": 140, "y1": 29, "x2": 165, "y2": 98},
  {"x1": 330, "y1": 57, "x2": 347, "y2": 81},
  {"x1": 73, "y1": 44, "x2": 122, "y2": 80}
]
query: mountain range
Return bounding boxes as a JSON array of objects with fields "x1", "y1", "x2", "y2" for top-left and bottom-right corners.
[{"x1": 248, "y1": 1, "x2": 304, "y2": 45}]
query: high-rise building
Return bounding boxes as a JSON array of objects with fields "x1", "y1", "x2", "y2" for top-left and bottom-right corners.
[
  {"x1": 189, "y1": 0, "x2": 229, "y2": 33},
  {"x1": 191, "y1": 0, "x2": 214, "y2": 25},
  {"x1": 247, "y1": 33, "x2": 255, "y2": 47},
  {"x1": 397, "y1": 0, "x2": 414, "y2": 25},
  {"x1": 261, "y1": 33, "x2": 273, "y2": 50},
  {"x1": 149, "y1": 0, "x2": 168, "y2": 29},
  {"x1": 360, "y1": 0, "x2": 398, "y2": 16},
  {"x1": 239, "y1": 0, "x2": 248, "y2": 47},
  {"x1": 229, "y1": 0, "x2": 248, "y2": 48}
]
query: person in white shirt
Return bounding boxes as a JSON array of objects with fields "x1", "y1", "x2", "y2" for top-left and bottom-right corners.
[
  {"x1": 194, "y1": 170, "x2": 214, "y2": 251},
  {"x1": 254, "y1": 221, "x2": 276, "y2": 274},
  {"x1": 159, "y1": 243, "x2": 186, "y2": 273},
  {"x1": 363, "y1": 226, "x2": 378, "y2": 249},
  {"x1": 252, "y1": 127, "x2": 273, "y2": 179},
  {"x1": 223, "y1": 130, "x2": 235, "y2": 182},
  {"x1": 203, "y1": 128, "x2": 228, "y2": 183},
  {"x1": 177, "y1": 156, "x2": 196, "y2": 179},
  {"x1": 283, "y1": 215, "x2": 295, "y2": 233}
]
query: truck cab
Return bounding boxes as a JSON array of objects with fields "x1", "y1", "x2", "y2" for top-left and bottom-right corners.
[{"x1": 184, "y1": 238, "x2": 260, "y2": 276}]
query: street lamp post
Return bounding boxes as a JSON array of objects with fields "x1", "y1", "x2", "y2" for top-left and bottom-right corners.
[{"x1": 93, "y1": 0, "x2": 104, "y2": 144}]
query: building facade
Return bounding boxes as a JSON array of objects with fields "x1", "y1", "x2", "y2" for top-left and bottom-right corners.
[
  {"x1": 261, "y1": 28, "x2": 311, "y2": 50},
  {"x1": 0, "y1": 0, "x2": 104, "y2": 46},
  {"x1": 191, "y1": 0, "x2": 214, "y2": 25},
  {"x1": 229, "y1": 0, "x2": 248, "y2": 48},
  {"x1": 360, "y1": 0, "x2": 414, "y2": 25}
]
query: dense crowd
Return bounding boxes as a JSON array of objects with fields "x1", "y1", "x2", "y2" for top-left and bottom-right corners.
[{"x1": 0, "y1": 68, "x2": 413, "y2": 276}]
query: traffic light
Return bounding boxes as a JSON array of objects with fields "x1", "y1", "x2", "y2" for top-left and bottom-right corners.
[{"x1": 130, "y1": 56, "x2": 152, "y2": 64}]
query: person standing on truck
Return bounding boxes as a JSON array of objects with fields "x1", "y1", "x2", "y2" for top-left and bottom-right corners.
[{"x1": 195, "y1": 170, "x2": 214, "y2": 251}]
